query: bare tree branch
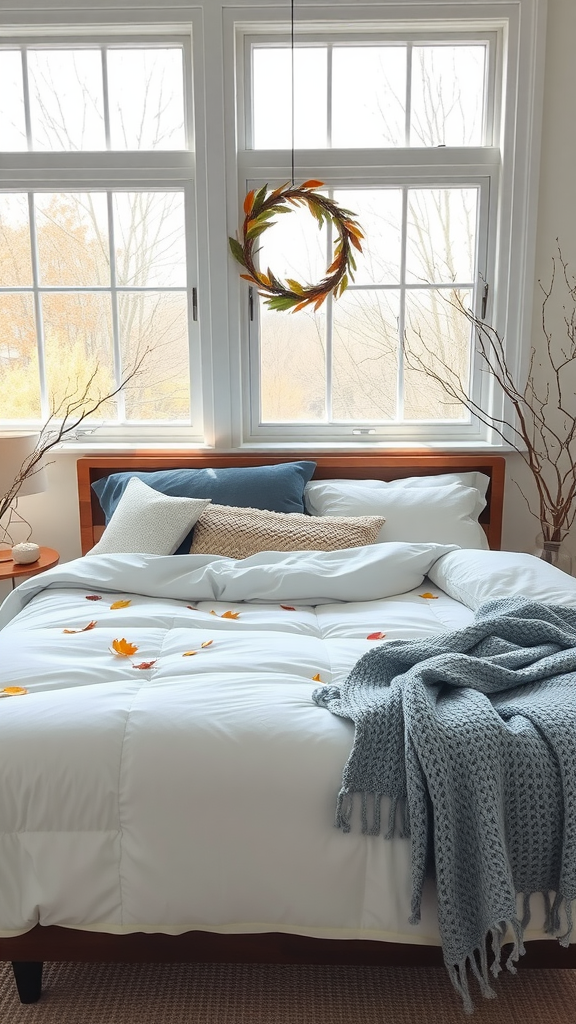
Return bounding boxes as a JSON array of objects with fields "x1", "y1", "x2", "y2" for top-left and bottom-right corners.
[{"x1": 403, "y1": 244, "x2": 576, "y2": 544}]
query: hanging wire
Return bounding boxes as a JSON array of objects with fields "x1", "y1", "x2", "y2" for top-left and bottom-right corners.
[{"x1": 291, "y1": 0, "x2": 295, "y2": 184}]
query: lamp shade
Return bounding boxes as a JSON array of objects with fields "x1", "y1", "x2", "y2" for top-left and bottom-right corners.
[{"x1": 0, "y1": 433, "x2": 48, "y2": 499}]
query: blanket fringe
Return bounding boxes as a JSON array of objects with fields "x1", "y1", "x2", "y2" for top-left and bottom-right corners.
[
  {"x1": 449, "y1": 893, "x2": 575, "y2": 1013},
  {"x1": 336, "y1": 789, "x2": 407, "y2": 838}
]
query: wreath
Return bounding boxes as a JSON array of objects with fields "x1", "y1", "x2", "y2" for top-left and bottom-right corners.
[{"x1": 228, "y1": 180, "x2": 364, "y2": 312}]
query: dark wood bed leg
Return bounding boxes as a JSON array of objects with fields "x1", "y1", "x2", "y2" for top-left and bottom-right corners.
[{"x1": 11, "y1": 961, "x2": 43, "y2": 1003}]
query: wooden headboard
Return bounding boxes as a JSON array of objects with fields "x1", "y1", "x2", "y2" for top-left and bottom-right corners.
[{"x1": 77, "y1": 451, "x2": 505, "y2": 554}]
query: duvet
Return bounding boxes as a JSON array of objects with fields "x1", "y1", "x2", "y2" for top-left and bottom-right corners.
[{"x1": 1, "y1": 543, "x2": 576, "y2": 948}]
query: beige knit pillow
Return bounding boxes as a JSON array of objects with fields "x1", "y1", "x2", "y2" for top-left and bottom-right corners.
[{"x1": 189, "y1": 503, "x2": 386, "y2": 558}]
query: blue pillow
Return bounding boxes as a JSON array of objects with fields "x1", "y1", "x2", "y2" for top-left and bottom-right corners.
[{"x1": 91, "y1": 461, "x2": 317, "y2": 554}]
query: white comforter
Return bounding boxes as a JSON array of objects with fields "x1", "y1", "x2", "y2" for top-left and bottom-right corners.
[{"x1": 1, "y1": 544, "x2": 575, "y2": 944}]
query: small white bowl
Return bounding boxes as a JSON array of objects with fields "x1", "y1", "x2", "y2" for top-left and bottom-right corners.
[{"x1": 11, "y1": 542, "x2": 40, "y2": 564}]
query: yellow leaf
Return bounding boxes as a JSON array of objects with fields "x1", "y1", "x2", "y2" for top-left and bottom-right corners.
[
  {"x1": 200, "y1": 640, "x2": 214, "y2": 648},
  {"x1": 209, "y1": 610, "x2": 217, "y2": 616},
  {"x1": 312, "y1": 673, "x2": 322, "y2": 682},
  {"x1": 63, "y1": 620, "x2": 97, "y2": 634},
  {"x1": 110, "y1": 599, "x2": 131, "y2": 610},
  {"x1": 0, "y1": 686, "x2": 28, "y2": 697},
  {"x1": 183, "y1": 650, "x2": 197, "y2": 657},
  {"x1": 419, "y1": 593, "x2": 439, "y2": 600},
  {"x1": 110, "y1": 638, "x2": 139, "y2": 657},
  {"x1": 221, "y1": 610, "x2": 240, "y2": 620}
]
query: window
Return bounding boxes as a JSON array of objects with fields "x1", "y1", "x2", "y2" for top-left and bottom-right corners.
[
  {"x1": 0, "y1": 2, "x2": 545, "y2": 448},
  {"x1": 0, "y1": 39, "x2": 200, "y2": 436},
  {"x1": 239, "y1": 29, "x2": 497, "y2": 442}
]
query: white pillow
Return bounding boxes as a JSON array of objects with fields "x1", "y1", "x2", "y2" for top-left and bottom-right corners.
[
  {"x1": 429, "y1": 549, "x2": 576, "y2": 610},
  {"x1": 304, "y1": 480, "x2": 489, "y2": 550},
  {"x1": 88, "y1": 476, "x2": 211, "y2": 556},
  {"x1": 305, "y1": 471, "x2": 489, "y2": 518}
]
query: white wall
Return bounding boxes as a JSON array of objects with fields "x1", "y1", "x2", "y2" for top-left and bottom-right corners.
[{"x1": 1, "y1": 0, "x2": 575, "y2": 603}]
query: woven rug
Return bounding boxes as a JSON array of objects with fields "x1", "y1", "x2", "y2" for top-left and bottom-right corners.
[{"x1": 1, "y1": 961, "x2": 576, "y2": 1023}]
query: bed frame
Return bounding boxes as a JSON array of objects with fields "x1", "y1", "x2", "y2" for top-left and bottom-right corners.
[
  {"x1": 77, "y1": 450, "x2": 506, "y2": 553},
  {"x1": 3, "y1": 450, "x2": 574, "y2": 1004}
]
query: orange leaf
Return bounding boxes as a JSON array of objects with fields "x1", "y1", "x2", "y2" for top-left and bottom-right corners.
[
  {"x1": 243, "y1": 189, "x2": 255, "y2": 215},
  {"x1": 239, "y1": 273, "x2": 258, "y2": 284},
  {"x1": 0, "y1": 686, "x2": 28, "y2": 697},
  {"x1": 313, "y1": 292, "x2": 328, "y2": 311},
  {"x1": 110, "y1": 599, "x2": 131, "y2": 610},
  {"x1": 312, "y1": 673, "x2": 322, "y2": 682},
  {"x1": 200, "y1": 640, "x2": 213, "y2": 648},
  {"x1": 183, "y1": 650, "x2": 197, "y2": 657},
  {"x1": 349, "y1": 234, "x2": 363, "y2": 252},
  {"x1": 367, "y1": 631, "x2": 386, "y2": 640},
  {"x1": 419, "y1": 593, "x2": 439, "y2": 599},
  {"x1": 221, "y1": 610, "x2": 240, "y2": 619},
  {"x1": 132, "y1": 660, "x2": 157, "y2": 670},
  {"x1": 85, "y1": 595, "x2": 102, "y2": 601},
  {"x1": 280, "y1": 605, "x2": 296, "y2": 611},
  {"x1": 63, "y1": 620, "x2": 97, "y2": 634},
  {"x1": 300, "y1": 179, "x2": 324, "y2": 190},
  {"x1": 110, "y1": 638, "x2": 139, "y2": 657}
]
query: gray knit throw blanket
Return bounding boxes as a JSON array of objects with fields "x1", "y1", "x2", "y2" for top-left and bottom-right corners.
[{"x1": 313, "y1": 597, "x2": 576, "y2": 1012}]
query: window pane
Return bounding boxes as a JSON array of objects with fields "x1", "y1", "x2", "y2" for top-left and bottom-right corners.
[
  {"x1": 406, "y1": 188, "x2": 478, "y2": 285},
  {"x1": 256, "y1": 199, "x2": 328, "y2": 288},
  {"x1": 332, "y1": 290, "x2": 399, "y2": 420},
  {"x1": 0, "y1": 51, "x2": 26, "y2": 150},
  {"x1": 0, "y1": 294, "x2": 40, "y2": 418},
  {"x1": 42, "y1": 292, "x2": 115, "y2": 417},
  {"x1": 28, "y1": 49, "x2": 105, "y2": 151},
  {"x1": 403, "y1": 288, "x2": 472, "y2": 420},
  {"x1": 260, "y1": 300, "x2": 326, "y2": 422},
  {"x1": 333, "y1": 188, "x2": 402, "y2": 285},
  {"x1": 113, "y1": 192, "x2": 186, "y2": 287},
  {"x1": 108, "y1": 49, "x2": 186, "y2": 150},
  {"x1": 0, "y1": 194, "x2": 32, "y2": 286},
  {"x1": 332, "y1": 46, "x2": 406, "y2": 147},
  {"x1": 118, "y1": 293, "x2": 190, "y2": 421},
  {"x1": 35, "y1": 193, "x2": 110, "y2": 287},
  {"x1": 410, "y1": 45, "x2": 486, "y2": 147},
  {"x1": 252, "y1": 47, "x2": 327, "y2": 149}
]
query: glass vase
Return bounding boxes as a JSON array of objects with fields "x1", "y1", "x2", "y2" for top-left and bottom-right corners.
[{"x1": 534, "y1": 534, "x2": 573, "y2": 575}]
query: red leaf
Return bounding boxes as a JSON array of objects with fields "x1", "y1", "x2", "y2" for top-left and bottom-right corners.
[
  {"x1": 85, "y1": 595, "x2": 102, "y2": 601},
  {"x1": 280, "y1": 605, "x2": 296, "y2": 611},
  {"x1": 367, "y1": 631, "x2": 386, "y2": 640},
  {"x1": 132, "y1": 660, "x2": 157, "y2": 670}
]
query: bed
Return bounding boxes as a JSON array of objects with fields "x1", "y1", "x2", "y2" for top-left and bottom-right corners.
[{"x1": 1, "y1": 450, "x2": 575, "y2": 1008}]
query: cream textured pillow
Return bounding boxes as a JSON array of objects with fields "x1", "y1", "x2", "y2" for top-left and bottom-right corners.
[
  {"x1": 88, "y1": 476, "x2": 211, "y2": 556},
  {"x1": 189, "y1": 503, "x2": 386, "y2": 558}
]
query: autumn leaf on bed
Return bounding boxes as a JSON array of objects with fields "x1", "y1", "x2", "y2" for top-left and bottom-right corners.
[
  {"x1": 85, "y1": 595, "x2": 102, "y2": 601},
  {"x1": 419, "y1": 592, "x2": 439, "y2": 599},
  {"x1": 62, "y1": 620, "x2": 97, "y2": 634},
  {"x1": 367, "y1": 631, "x2": 386, "y2": 640},
  {"x1": 0, "y1": 686, "x2": 28, "y2": 698},
  {"x1": 280, "y1": 605, "x2": 296, "y2": 611},
  {"x1": 182, "y1": 650, "x2": 197, "y2": 657},
  {"x1": 201, "y1": 640, "x2": 213, "y2": 648},
  {"x1": 209, "y1": 609, "x2": 240, "y2": 619},
  {"x1": 110, "y1": 599, "x2": 131, "y2": 610},
  {"x1": 132, "y1": 660, "x2": 157, "y2": 670},
  {"x1": 110, "y1": 638, "x2": 139, "y2": 657},
  {"x1": 312, "y1": 673, "x2": 322, "y2": 682}
]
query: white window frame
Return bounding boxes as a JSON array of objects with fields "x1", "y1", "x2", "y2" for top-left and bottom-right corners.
[
  {"x1": 0, "y1": 30, "x2": 205, "y2": 443},
  {"x1": 225, "y1": 1, "x2": 546, "y2": 449},
  {"x1": 0, "y1": 0, "x2": 546, "y2": 450}
]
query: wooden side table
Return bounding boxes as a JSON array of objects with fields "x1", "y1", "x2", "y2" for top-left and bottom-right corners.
[{"x1": 0, "y1": 547, "x2": 60, "y2": 590}]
